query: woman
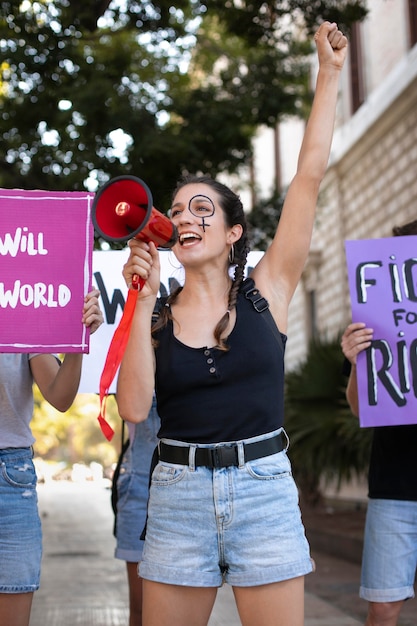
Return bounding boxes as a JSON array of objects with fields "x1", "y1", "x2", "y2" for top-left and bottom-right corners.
[
  {"x1": 117, "y1": 22, "x2": 347, "y2": 626},
  {"x1": 0, "y1": 289, "x2": 103, "y2": 626}
]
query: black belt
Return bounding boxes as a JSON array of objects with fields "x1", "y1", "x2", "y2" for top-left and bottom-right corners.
[{"x1": 158, "y1": 433, "x2": 285, "y2": 469}]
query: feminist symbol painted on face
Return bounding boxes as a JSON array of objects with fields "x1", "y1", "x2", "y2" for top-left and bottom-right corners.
[{"x1": 188, "y1": 195, "x2": 215, "y2": 232}]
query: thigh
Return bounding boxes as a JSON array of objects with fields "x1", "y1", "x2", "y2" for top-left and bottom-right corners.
[
  {"x1": 140, "y1": 463, "x2": 223, "y2": 587},
  {"x1": 142, "y1": 580, "x2": 217, "y2": 626},
  {"x1": 234, "y1": 577, "x2": 305, "y2": 626},
  {"x1": 0, "y1": 451, "x2": 42, "y2": 593},
  {"x1": 223, "y1": 451, "x2": 313, "y2": 586},
  {"x1": 361, "y1": 499, "x2": 417, "y2": 602}
]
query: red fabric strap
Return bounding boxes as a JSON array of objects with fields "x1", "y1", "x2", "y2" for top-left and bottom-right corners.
[{"x1": 97, "y1": 288, "x2": 138, "y2": 441}]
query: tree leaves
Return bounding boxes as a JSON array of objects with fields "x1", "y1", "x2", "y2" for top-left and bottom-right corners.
[{"x1": 1, "y1": 1, "x2": 367, "y2": 216}]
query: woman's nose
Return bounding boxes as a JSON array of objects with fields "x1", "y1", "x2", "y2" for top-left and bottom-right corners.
[{"x1": 178, "y1": 210, "x2": 193, "y2": 224}]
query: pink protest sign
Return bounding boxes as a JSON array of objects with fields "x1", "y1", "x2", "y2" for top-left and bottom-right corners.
[
  {"x1": 0, "y1": 188, "x2": 94, "y2": 353},
  {"x1": 345, "y1": 235, "x2": 417, "y2": 427}
]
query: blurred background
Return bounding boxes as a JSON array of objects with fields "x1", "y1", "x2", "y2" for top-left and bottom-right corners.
[{"x1": 2, "y1": 0, "x2": 417, "y2": 504}]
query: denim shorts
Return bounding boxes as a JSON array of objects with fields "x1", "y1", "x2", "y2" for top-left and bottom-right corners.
[
  {"x1": 139, "y1": 428, "x2": 313, "y2": 587},
  {"x1": 0, "y1": 447, "x2": 42, "y2": 593},
  {"x1": 114, "y1": 404, "x2": 160, "y2": 563},
  {"x1": 360, "y1": 498, "x2": 417, "y2": 602}
]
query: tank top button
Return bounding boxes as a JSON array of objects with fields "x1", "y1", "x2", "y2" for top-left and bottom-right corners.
[
  {"x1": 209, "y1": 367, "x2": 216, "y2": 374},
  {"x1": 207, "y1": 358, "x2": 213, "y2": 364}
]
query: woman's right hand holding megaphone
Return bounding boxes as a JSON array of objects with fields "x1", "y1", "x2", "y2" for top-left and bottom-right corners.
[{"x1": 123, "y1": 238, "x2": 161, "y2": 300}]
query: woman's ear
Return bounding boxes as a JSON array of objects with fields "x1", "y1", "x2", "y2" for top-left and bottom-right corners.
[{"x1": 228, "y1": 224, "x2": 243, "y2": 244}]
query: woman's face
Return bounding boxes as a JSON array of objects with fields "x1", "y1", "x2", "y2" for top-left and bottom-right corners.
[{"x1": 170, "y1": 183, "x2": 232, "y2": 266}]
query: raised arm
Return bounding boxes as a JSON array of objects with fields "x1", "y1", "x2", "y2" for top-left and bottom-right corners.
[
  {"x1": 341, "y1": 322, "x2": 374, "y2": 417},
  {"x1": 252, "y1": 22, "x2": 348, "y2": 331},
  {"x1": 30, "y1": 289, "x2": 103, "y2": 412}
]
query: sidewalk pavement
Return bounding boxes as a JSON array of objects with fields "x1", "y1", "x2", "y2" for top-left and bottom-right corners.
[{"x1": 29, "y1": 481, "x2": 416, "y2": 626}]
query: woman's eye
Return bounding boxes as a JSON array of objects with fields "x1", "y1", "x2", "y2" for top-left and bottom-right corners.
[{"x1": 171, "y1": 209, "x2": 181, "y2": 218}]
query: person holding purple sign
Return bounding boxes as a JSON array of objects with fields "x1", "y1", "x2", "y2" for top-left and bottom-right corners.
[
  {"x1": 0, "y1": 288, "x2": 103, "y2": 626},
  {"x1": 117, "y1": 22, "x2": 347, "y2": 626},
  {"x1": 342, "y1": 219, "x2": 417, "y2": 626}
]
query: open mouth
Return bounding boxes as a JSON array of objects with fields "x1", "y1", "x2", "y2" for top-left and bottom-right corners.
[{"x1": 179, "y1": 232, "x2": 202, "y2": 246}]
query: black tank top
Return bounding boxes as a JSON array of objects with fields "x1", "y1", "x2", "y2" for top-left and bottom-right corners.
[
  {"x1": 154, "y1": 279, "x2": 287, "y2": 443},
  {"x1": 343, "y1": 359, "x2": 417, "y2": 501},
  {"x1": 368, "y1": 425, "x2": 417, "y2": 501}
]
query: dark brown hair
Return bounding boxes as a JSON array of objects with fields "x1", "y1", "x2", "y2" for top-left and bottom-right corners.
[
  {"x1": 152, "y1": 175, "x2": 250, "y2": 350},
  {"x1": 392, "y1": 219, "x2": 417, "y2": 237}
]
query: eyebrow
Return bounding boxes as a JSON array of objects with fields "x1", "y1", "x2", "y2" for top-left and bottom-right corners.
[
  {"x1": 190, "y1": 195, "x2": 213, "y2": 203},
  {"x1": 170, "y1": 196, "x2": 214, "y2": 211}
]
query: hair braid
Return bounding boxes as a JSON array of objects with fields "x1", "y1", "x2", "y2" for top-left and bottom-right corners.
[
  {"x1": 151, "y1": 285, "x2": 182, "y2": 344},
  {"x1": 152, "y1": 174, "x2": 250, "y2": 351},
  {"x1": 214, "y1": 233, "x2": 250, "y2": 351}
]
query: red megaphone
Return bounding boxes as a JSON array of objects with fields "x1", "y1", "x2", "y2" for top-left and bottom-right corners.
[
  {"x1": 93, "y1": 176, "x2": 179, "y2": 441},
  {"x1": 92, "y1": 175, "x2": 178, "y2": 248}
]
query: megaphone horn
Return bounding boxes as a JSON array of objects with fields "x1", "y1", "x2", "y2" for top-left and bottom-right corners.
[{"x1": 92, "y1": 175, "x2": 178, "y2": 248}]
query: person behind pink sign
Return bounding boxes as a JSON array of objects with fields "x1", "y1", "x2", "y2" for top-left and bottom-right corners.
[
  {"x1": 0, "y1": 288, "x2": 103, "y2": 626},
  {"x1": 341, "y1": 219, "x2": 417, "y2": 626},
  {"x1": 117, "y1": 22, "x2": 347, "y2": 626}
]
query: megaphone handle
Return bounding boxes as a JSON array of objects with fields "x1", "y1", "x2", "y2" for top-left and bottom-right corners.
[{"x1": 132, "y1": 273, "x2": 146, "y2": 290}]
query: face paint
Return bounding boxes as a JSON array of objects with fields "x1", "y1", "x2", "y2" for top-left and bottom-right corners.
[{"x1": 188, "y1": 195, "x2": 215, "y2": 232}]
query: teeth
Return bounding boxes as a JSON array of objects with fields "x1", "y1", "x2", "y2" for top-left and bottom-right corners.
[{"x1": 179, "y1": 233, "x2": 201, "y2": 243}]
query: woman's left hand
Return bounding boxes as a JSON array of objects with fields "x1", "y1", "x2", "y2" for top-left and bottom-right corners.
[{"x1": 82, "y1": 288, "x2": 103, "y2": 334}]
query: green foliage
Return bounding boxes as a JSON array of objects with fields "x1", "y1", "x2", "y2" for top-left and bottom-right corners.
[
  {"x1": 204, "y1": 1, "x2": 368, "y2": 40},
  {"x1": 286, "y1": 0, "x2": 369, "y2": 36},
  {"x1": 285, "y1": 335, "x2": 372, "y2": 505},
  {"x1": 0, "y1": 0, "x2": 368, "y2": 233},
  {"x1": 0, "y1": 0, "x2": 199, "y2": 198}
]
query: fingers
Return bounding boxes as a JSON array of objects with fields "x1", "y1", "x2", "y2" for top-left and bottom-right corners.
[
  {"x1": 315, "y1": 21, "x2": 347, "y2": 46},
  {"x1": 327, "y1": 24, "x2": 348, "y2": 50},
  {"x1": 82, "y1": 290, "x2": 104, "y2": 334},
  {"x1": 123, "y1": 240, "x2": 159, "y2": 292},
  {"x1": 84, "y1": 288, "x2": 100, "y2": 302},
  {"x1": 341, "y1": 322, "x2": 373, "y2": 364},
  {"x1": 314, "y1": 21, "x2": 348, "y2": 68},
  {"x1": 84, "y1": 312, "x2": 104, "y2": 335},
  {"x1": 124, "y1": 241, "x2": 151, "y2": 287},
  {"x1": 314, "y1": 21, "x2": 335, "y2": 42}
]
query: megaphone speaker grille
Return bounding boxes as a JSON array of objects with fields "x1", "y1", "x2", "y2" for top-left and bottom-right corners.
[{"x1": 92, "y1": 176, "x2": 153, "y2": 243}]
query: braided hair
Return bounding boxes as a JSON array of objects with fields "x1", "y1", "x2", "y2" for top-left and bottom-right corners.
[{"x1": 152, "y1": 174, "x2": 250, "y2": 351}]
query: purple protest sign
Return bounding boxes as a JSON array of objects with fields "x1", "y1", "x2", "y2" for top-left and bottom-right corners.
[
  {"x1": 0, "y1": 188, "x2": 94, "y2": 353},
  {"x1": 345, "y1": 236, "x2": 417, "y2": 427}
]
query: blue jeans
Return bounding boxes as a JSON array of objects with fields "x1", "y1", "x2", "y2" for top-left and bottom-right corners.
[
  {"x1": 361, "y1": 498, "x2": 417, "y2": 602},
  {"x1": 140, "y1": 428, "x2": 313, "y2": 587},
  {"x1": 0, "y1": 447, "x2": 42, "y2": 593},
  {"x1": 114, "y1": 402, "x2": 160, "y2": 563}
]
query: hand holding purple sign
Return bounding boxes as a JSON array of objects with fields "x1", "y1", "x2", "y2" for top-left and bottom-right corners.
[
  {"x1": 345, "y1": 233, "x2": 417, "y2": 426},
  {"x1": 0, "y1": 188, "x2": 94, "y2": 352}
]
